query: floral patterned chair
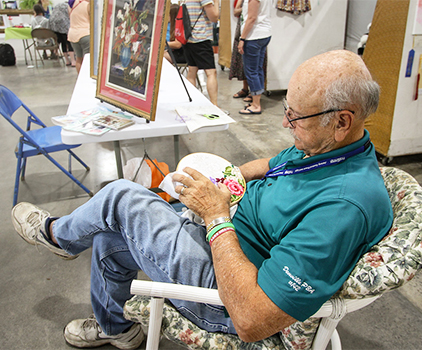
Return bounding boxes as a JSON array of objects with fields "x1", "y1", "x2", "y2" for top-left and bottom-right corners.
[{"x1": 123, "y1": 167, "x2": 422, "y2": 350}]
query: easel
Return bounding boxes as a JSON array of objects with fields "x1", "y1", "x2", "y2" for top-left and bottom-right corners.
[
  {"x1": 165, "y1": 41, "x2": 192, "y2": 102},
  {"x1": 111, "y1": 42, "x2": 192, "y2": 180}
]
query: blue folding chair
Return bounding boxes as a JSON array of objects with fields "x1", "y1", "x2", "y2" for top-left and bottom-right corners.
[{"x1": 0, "y1": 85, "x2": 94, "y2": 206}]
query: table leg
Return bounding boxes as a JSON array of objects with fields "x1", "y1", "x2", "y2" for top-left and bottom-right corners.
[
  {"x1": 26, "y1": 40, "x2": 33, "y2": 62},
  {"x1": 113, "y1": 140, "x2": 124, "y2": 179},
  {"x1": 173, "y1": 135, "x2": 180, "y2": 166},
  {"x1": 22, "y1": 39, "x2": 34, "y2": 65},
  {"x1": 22, "y1": 39, "x2": 28, "y2": 65}
]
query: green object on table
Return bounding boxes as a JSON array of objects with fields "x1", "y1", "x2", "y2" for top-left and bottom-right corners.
[{"x1": 5, "y1": 27, "x2": 32, "y2": 40}]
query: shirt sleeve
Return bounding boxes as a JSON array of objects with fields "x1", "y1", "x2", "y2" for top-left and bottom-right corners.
[{"x1": 257, "y1": 199, "x2": 370, "y2": 321}]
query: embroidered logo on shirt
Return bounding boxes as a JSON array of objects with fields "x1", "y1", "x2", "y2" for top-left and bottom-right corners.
[{"x1": 283, "y1": 266, "x2": 315, "y2": 294}]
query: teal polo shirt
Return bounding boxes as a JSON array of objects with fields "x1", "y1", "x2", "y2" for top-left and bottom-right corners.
[{"x1": 232, "y1": 130, "x2": 393, "y2": 321}]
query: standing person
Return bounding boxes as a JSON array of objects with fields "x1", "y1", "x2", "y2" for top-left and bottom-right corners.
[
  {"x1": 49, "y1": 2, "x2": 76, "y2": 66},
  {"x1": 184, "y1": 0, "x2": 220, "y2": 106},
  {"x1": 230, "y1": 0, "x2": 250, "y2": 99},
  {"x1": 11, "y1": 50, "x2": 393, "y2": 350},
  {"x1": 68, "y1": 0, "x2": 90, "y2": 74},
  {"x1": 238, "y1": 0, "x2": 271, "y2": 115}
]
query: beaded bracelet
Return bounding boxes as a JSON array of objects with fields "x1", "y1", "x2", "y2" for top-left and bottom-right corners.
[
  {"x1": 206, "y1": 217, "x2": 231, "y2": 232},
  {"x1": 206, "y1": 222, "x2": 235, "y2": 242},
  {"x1": 209, "y1": 227, "x2": 235, "y2": 246}
]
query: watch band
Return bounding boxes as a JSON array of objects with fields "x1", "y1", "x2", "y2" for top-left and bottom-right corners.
[{"x1": 206, "y1": 217, "x2": 231, "y2": 232}]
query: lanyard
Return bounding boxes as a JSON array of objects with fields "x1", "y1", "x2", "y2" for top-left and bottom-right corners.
[{"x1": 264, "y1": 140, "x2": 371, "y2": 179}]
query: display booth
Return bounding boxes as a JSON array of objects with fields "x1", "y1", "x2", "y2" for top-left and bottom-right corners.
[
  {"x1": 364, "y1": 0, "x2": 422, "y2": 161},
  {"x1": 228, "y1": 0, "x2": 348, "y2": 91}
]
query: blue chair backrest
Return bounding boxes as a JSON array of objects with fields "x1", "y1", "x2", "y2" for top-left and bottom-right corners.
[
  {"x1": 0, "y1": 85, "x2": 24, "y2": 120},
  {"x1": 0, "y1": 85, "x2": 47, "y2": 134}
]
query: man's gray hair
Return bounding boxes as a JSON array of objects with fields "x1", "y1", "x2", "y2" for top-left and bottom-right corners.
[{"x1": 320, "y1": 74, "x2": 380, "y2": 126}]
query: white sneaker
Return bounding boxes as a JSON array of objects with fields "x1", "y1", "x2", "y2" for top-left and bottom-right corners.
[
  {"x1": 11, "y1": 202, "x2": 77, "y2": 260},
  {"x1": 64, "y1": 315, "x2": 144, "y2": 350}
]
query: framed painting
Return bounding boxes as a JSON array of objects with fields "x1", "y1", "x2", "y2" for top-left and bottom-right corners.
[
  {"x1": 96, "y1": 0, "x2": 170, "y2": 121},
  {"x1": 90, "y1": 0, "x2": 103, "y2": 79}
]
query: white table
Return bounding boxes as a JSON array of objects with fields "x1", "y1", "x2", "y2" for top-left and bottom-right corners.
[{"x1": 64, "y1": 55, "x2": 232, "y2": 178}]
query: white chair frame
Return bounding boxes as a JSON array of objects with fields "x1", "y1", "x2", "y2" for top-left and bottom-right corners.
[{"x1": 130, "y1": 280, "x2": 380, "y2": 350}]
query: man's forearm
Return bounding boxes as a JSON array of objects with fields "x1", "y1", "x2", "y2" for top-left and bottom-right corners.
[
  {"x1": 211, "y1": 231, "x2": 296, "y2": 342},
  {"x1": 239, "y1": 158, "x2": 271, "y2": 182}
]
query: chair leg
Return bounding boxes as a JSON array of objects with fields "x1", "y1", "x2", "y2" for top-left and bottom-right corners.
[
  {"x1": 34, "y1": 49, "x2": 44, "y2": 68},
  {"x1": 330, "y1": 329, "x2": 342, "y2": 350},
  {"x1": 196, "y1": 74, "x2": 203, "y2": 92},
  {"x1": 21, "y1": 157, "x2": 27, "y2": 180},
  {"x1": 58, "y1": 47, "x2": 66, "y2": 66},
  {"x1": 42, "y1": 152, "x2": 93, "y2": 198},
  {"x1": 13, "y1": 156, "x2": 23, "y2": 207},
  {"x1": 146, "y1": 297, "x2": 165, "y2": 350},
  {"x1": 67, "y1": 149, "x2": 90, "y2": 171}
]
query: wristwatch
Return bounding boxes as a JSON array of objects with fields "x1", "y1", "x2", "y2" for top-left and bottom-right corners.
[{"x1": 239, "y1": 38, "x2": 245, "y2": 41}]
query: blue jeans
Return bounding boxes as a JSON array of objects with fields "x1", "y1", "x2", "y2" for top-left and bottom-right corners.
[
  {"x1": 53, "y1": 180, "x2": 236, "y2": 336},
  {"x1": 242, "y1": 37, "x2": 271, "y2": 96}
]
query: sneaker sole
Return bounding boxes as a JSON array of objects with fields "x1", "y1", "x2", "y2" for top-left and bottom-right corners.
[
  {"x1": 64, "y1": 324, "x2": 144, "y2": 350},
  {"x1": 11, "y1": 206, "x2": 79, "y2": 261}
]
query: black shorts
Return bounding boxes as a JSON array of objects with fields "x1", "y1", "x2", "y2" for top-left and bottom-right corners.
[{"x1": 183, "y1": 40, "x2": 215, "y2": 70}]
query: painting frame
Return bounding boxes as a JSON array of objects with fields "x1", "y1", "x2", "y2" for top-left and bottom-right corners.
[
  {"x1": 96, "y1": 0, "x2": 170, "y2": 121},
  {"x1": 90, "y1": 0, "x2": 103, "y2": 79}
]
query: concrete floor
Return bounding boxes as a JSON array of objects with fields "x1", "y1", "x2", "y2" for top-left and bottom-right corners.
[{"x1": 0, "y1": 48, "x2": 422, "y2": 350}]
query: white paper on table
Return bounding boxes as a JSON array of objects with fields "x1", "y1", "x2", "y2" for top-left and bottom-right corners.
[{"x1": 175, "y1": 105, "x2": 235, "y2": 133}]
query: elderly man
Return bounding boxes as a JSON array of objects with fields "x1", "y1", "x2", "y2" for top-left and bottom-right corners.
[{"x1": 12, "y1": 50, "x2": 393, "y2": 349}]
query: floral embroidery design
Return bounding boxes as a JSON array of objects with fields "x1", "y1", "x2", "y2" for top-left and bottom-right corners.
[{"x1": 210, "y1": 165, "x2": 246, "y2": 205}]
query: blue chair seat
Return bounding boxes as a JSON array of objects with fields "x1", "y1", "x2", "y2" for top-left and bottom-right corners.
[{"x1": 0, "y1": 84, "x2": 93, "y2": 206}]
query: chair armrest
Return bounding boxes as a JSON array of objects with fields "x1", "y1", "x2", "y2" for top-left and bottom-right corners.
[
  {"x1": 130, "y1": 280, "x2": 380, "y2": 316},
  {"x1": 312, "y1": 295, "x2": 380, "y2": 318},
  {"x1": 130, "y1": 280, "x2": 223, "y2": 305}
]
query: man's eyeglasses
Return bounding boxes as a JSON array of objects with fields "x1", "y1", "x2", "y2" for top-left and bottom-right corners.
[{"x1": 282, "y1": 98, "x2": 355, "y2": 127}]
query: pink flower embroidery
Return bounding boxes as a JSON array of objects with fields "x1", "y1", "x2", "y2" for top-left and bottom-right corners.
[
  {"x1": 364, "y1": 252, "x2": 384, "y2": 267},
  {"x1": 223, "y1": 179, "x2": 244, "y2": 196},
  {"x1": 397, "y1": 190, "x2": 406, "y2": 200}
]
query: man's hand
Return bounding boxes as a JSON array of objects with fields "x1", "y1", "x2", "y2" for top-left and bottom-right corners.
[{"x1": 173, "y1": 167, "x2": 231, "y2": 223}]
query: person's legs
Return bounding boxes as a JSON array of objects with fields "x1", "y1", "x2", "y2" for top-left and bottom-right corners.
[
  {"x1": 50, "y1": 180, "x2": 235, "y2": 334},
  {"x1": 240, "y1": 37, "x2": 271, "y2": 114},
  {"x1": 257, "y1": 38, "x2": 269, "y2": 96},
  {"x1": 204, "y1": 68, "x2": 218, "y2": 105},
  {"x1": 71, "y1": 35, "x2": 90, "y2": 74},
  {"x1": 71, "y1": 41, "x2": 83, "y2": 73},
  {"x1": 184, "y1": 41, "x2": 218, "y2": 105},
  {"x1": 67, "y1": 39, "x2": 76, "y2": 66},
  {"x1": 187, "y1": 65, "x2": 199, "y2": 86}
]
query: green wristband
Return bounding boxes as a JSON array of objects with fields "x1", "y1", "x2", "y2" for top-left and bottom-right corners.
[{"x1": 206, "y1": 222, "x2": 235, "y2": 242}]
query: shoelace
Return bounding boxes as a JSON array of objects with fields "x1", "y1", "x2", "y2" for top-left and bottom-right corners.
[
  {"x1": 26, "y1": 210, "x2": 49, "y2": 237},
  {"x1": 26, "y1": 210, "x2": 49, "y2": 254},
  {"x1": 82, "y1": 314, "x2": 100, "y2": 331}
]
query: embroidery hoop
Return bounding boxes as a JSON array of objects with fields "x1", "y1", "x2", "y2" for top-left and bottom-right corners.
[{"x1": 176, "y1": 152, "x2": 246, "y2": 205}]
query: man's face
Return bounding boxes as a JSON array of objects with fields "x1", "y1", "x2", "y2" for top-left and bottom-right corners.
[{"x1": 282, "y1": 72, "x2": 337, "y2": 157}]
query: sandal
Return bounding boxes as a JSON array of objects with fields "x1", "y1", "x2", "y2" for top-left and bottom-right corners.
[
  {"x1": 239, "y1": 108, "x2": 262, "y2": 115},
  {"x1": 233, "y1": 88, "x2": 249, "y2": 99},
  {"x1": 243, "y1": 95, "x2": 252, "y2": 103}
]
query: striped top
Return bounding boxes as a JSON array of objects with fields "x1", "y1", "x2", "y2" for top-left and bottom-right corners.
[{"x1": 185, "y1": 0, "x2": 214, "y2": 43}]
